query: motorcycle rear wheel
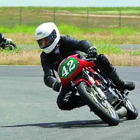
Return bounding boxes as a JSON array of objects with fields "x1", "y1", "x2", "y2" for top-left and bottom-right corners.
[
  {"x1": 123, "y1": 98, "x2": 138, "y2": 120},
  {"x1": 6, "y1": 43, "x2": 16, "y2": 50},
  {"x1": 77, "y1": 81, "x2": 120, "y2": 126}
]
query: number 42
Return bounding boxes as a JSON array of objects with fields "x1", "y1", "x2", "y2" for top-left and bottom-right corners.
[{"x1": 62, "y1": 60, "x2": 75, "y2": 77}]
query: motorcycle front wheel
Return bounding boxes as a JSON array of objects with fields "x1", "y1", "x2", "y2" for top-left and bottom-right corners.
[{"x1": 77, "y1": 81, "x2": 120, "y2": 126}]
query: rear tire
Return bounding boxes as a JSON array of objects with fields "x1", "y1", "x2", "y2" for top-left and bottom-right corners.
[
  {"x1": 77, "y1": 81, "x2": 119, "y2": 126},
  {"x1": 123, "y1": 98, "x2": 138, "y2": 120},
  {"x1": 6, "y1": 43, "x2": 17, "y2": 50}
]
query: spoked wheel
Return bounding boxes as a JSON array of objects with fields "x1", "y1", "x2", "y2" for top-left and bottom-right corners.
[
  {"x1": 123, "y1": 97, "x2": 138, "y2": 120},
  {"x1": 77, "y1": 82, "x2": 119, "y2": 126},
  {"x1": 8, "y1": 45, "x2": 15, "y2": 50},
  {"x1": 6, "y1": 43, "x2": 17, "y2": 50}
]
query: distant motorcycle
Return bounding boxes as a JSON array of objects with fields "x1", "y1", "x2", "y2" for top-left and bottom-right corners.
[
  {"x1": 57, "y1": 53, "x2": 138, "y2": 126},
  {"x1": 0, "y1": 38, "x2": 17, "y2": 50}
]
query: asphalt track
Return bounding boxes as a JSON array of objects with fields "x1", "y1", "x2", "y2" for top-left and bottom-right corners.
[{"x1": 0, "y1": 66, "x2": 140, "y2": 140}]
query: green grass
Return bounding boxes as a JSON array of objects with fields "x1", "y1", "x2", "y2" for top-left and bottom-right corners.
[
  {"x1": 0, "y1": 24, "x2": 138, "y2": 56},
  {"x1": 1, "y1": 24, "x2": 140, "y2": 45},
  {"x1": 0, "y1": 25, "x2": 36, "y2": 33},
  {"x1": 0, "y1": 7, "x2": 140, "y2": 13},
  {"x1": 96, "y1": 44, "x2": 121, "y2": 54},
  {"x1": 0, "y1": 7, "x2": 140, "y2": 65},
  {"x1": 1, "y1": 24, "x2": 139, "y2": 35},
  {"x1": 0, "y1": 24, "x2": 140, "y2": 66},
  {"x1": 62, "y1": 25, "x2": 139, "y2": 36},
  {"x1": 1, "y1": 6, "x2": 140, "y2": 28}
]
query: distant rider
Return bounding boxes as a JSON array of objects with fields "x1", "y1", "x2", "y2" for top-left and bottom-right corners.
[
  {"x1": 0, "y1": 33, "x2": 16, "y2": 50},
  {"x1": 35, "y1": 22, "x2": 135, "y2": 110}
]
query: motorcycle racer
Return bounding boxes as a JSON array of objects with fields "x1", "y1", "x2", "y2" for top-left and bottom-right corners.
[
  {"x1": 35, "y1": 22, "x2": 135, "y2": 110},
  {"x1": 0, "y1": 33, "x2": 16, "y2": 50}
]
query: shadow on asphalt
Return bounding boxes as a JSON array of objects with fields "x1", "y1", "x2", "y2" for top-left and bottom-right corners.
[{"x1": 1, "y1": 119, "x2": 112, "y2": 128}]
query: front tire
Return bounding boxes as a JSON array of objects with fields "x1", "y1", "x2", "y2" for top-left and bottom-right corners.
[{"x1": 77, "y1": 82, "x2": 119, "y2": 126}]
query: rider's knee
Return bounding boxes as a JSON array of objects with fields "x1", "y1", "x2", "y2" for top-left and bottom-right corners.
[
  {"x1": 97, "y1": 54, "x2": 110, "y2": 65},
  {"x1": 57, "y1": 101, "x2": 72, "y2": 110}
]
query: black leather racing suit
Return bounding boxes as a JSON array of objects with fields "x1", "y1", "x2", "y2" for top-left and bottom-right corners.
[{"x1": 41, "y1": 35, "x2": 94, "y2": 110}]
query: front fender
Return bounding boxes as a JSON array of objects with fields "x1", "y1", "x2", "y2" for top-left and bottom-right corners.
[{"x1": 74, "y1": 78, "x2": 92, "y2": 87}]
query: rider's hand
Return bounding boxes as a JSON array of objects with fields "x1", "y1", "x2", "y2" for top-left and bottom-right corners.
[
  {"x1": 52, "y1": 81, "x2": 61, "y2": 92},
  {"x1": 87, "y1": 47, "x2": 98, "y2": 58}
]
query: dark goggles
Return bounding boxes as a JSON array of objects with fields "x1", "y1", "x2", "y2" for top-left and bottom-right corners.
[{"x1": 38, "y1": 30, "x2": 57, "y2": 49}]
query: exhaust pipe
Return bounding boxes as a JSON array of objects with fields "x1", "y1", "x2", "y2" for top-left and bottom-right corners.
[{"x1": 116, "y1": 106, "x2": 127, "y2": 119}]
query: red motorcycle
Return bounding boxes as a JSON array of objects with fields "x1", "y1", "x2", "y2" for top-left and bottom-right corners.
[{"x1": 57, "y1": 53, "x2": 138, "y2": 126}]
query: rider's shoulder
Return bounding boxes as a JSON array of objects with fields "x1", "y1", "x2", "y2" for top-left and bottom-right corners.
[
  {"x1": 60, "y1": 35, "x2": 78, "y2": 44},
  {"x1": 60, "y1": 35, "x2": 73, "y2": 41}
]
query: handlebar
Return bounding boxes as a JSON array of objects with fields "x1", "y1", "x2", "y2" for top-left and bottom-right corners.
[{"x1": 77, "y1": 52, "x2": 97, "y2": 62}]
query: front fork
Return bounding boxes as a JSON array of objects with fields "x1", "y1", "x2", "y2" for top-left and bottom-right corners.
[
  {"x1": 73, "y1": 70, "x2": 107, "y2": 100},
  {"x1": 88, "y1": 74, "x2": 107, "y2": 100}
]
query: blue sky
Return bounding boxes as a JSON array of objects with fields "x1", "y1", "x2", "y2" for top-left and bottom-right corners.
[{"x1": 0, "y1": 0, "x2": 140, "y2": 7}]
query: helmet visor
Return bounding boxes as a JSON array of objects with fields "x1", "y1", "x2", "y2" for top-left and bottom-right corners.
[{"x1": 37, "y1": 30, "x2": 57, "y2": 49}]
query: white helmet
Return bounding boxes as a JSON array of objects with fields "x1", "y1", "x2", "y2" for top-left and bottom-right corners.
[{"x1": 35, "y1": 22, "x2": 60, "y2": 54}]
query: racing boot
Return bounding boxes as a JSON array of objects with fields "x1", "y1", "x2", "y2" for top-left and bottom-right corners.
[
  {"x1": 108, "y1": 69, "x2": 135, "y2": 91},
  {"x1": 96, "y1": 54, "x2": 135, "y2": 91}
]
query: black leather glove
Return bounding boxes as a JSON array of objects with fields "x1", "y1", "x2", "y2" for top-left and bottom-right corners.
[
  {"x1": 52, "y1": 81, "x2": 61, "y2": 92},
  {"x1": 87, "y1": 47, "x2": 98, "y2": 58}
]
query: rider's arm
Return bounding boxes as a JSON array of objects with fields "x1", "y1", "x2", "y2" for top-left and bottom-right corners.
[
  {"x1": 61, "y1": 35, "x2": 97, "y2": 54},
  {"x1": 41, "y1": 52, "x2": 61, "y2": 92}
]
